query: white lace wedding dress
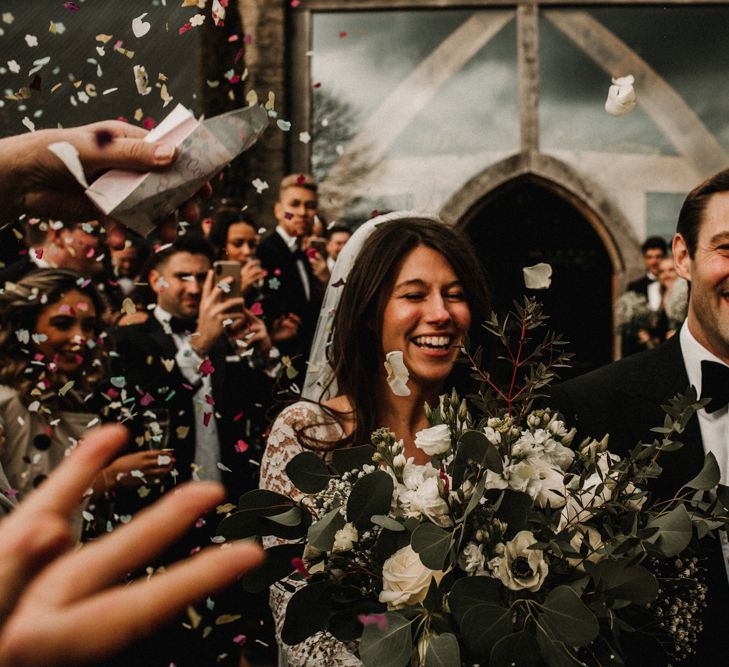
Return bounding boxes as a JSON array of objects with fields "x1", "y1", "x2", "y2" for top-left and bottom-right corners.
[{"x1": 260, "y1": 401, "x2": 362, "y2": 667}]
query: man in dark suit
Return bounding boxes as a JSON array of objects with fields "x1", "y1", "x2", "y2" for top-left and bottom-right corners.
[
  {"x1": 257, "y1": 173, "x2": 325, "y2": 375},
  {"x1": 550, "y1": 169, "x2": 729, "y2": 664},
  {"x1": 110, "y1": 236, "x2": 279, "y2": 666}
]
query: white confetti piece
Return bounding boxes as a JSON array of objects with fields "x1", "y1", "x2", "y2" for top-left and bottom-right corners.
[
  {"x1": 277, "y1": 119, "x2": 291, "y2": 131},
  {"x1": 16, "y1": 329, "x2": 29, "y2": 344},
  {"x1": 21, "y1": 116, "x2": 35, "y2": 132},
  {"x1": 132, "y1": 13, "x2": 151, "y2": 38},
  {"x1": 102, "y1": 87, "x2": 117, "y2": 95},
  {"x1": 2, "y1": 13, "x2": 14, "y2": 24},
  {"x1": 25, "y1": 34, "x2": 38, "y2": 47},
  {"x1": 245, "y1": 89, "x2": 258, "y2": 106},
  {"x1": 384, "y1": 351, "x2": 410, "y2": 396},
  {"x1": 48, "y1": 141, "x2": 89, "y2": 188},
  {"x1": 190, "y1": 14, "x2": 205, "y2": 27},
  {"x1": 58, "y1": 380, "x2": 75, "y2": 396},
  {"x1": 605, "y1": 74, "x2": 636, "y2": 117},
  {"x1": 8, "y1": 60, "x2": 19, "y2": 74},
  {"x1": 299, "y1": 131, "x2": 311, "y2": 144},
  {"x1": 252, "y1": 178, "x2": 268, "y2": 194},
  {"x1": 133, "y1": 64, "x2": 151, "y2": 95},
  {"x1": 523, "y1": 262, "x2": 553, "y2": 289}
]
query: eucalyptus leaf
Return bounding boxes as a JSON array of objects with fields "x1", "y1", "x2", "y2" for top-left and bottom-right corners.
[
  {"x1": 448, "y1": 576, "x2": 503, "y2": 624},
  {"x1": 540, "y1": 586, "x2": 599, "y2": 647},
  {"x1": 265, "y1": 506, "x2": 304, "y2": 526},
  {"x1": 308, "y1": 505, "x2": 345, "y2": 551},
  {"x1": 460, "y1": 429, "x2": 503, "y2": 473},
  {"x1": 685, "y1": 452, "x2": 721, "y2": 490},
  {"x1": 241, "y1": 543, "x2": 303, "y2": 593},
  {"x1": 359, "y1": 612, "x2": 413, "y2": 667},
  {"x1": 237, "y1": 488, "x2": 296, "y2": 513},
  {"x1": 460, "y1": 603, "x2": 512, "y2": 658},
  {"x1": 592, "y1": 561, "x2": 658, "y2": 606},
  {"x1": 347, "y1": 470, "x2": 394, "y2": 530},
  {"x1": 647, "y1": 504, "x2": 692, "y2": 557},
  {"x1": 424, "y1": 632, "x2": 460, "y2": 667},
  {"x1": 535, "y1": 626, "x2": 585, "y2": 667},
  {"x1": 371, "y1": 515, "x2": 405, "y2": 531},
  {"x1": 332, "y1": 444, "x2": 376, "y2": 474},
  {"x1": 489, "y1": 631, "x2": 540, "y2": 667},
  {"x1": 286, "y1": 451, "x2": 333, "y2": 493},
  {"x1": 281, "y1": 580, "x2": 333, "y2": 646},
  {"x1": 410, "y1": 523, "x2": 452, "y2": 570},
  {"x1": 493, "y1": 489, "x2": 533, "y2": 539}
]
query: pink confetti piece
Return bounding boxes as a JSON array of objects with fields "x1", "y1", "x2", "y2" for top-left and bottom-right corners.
[
  {"x1": 142, "y1": 117, "x2": 156, "y2": 130},
  {"x1": 358, "y1": 614, "x2": 388, "y2": 630},
  {"x1": 140, "y1": 392, "x2": 154, "y2": 406},
  {"x1": 106, "y1": 388, "x2": 119, "y2": 399},
  {"x1": 233, "y1": 635, "x2": 246, "y2": 646},
  {"x1": 291, "y1": 558, "x2": 309, "y2": 576},
  {"x1": 234, "y1": 47, "x2": 244, "y2": 63},
  {"x1": 204, "y1": 394, "x2": 215, "y2": 406},
  {"x1": 339, "y1": 31, "x2": 347, "y2": 39},
  {"x1": 249, "y1": 302, "x2": 263, "y2": 316},
  {"x1": 291, "y1": 0, "x2": 301, "y2": 6},
  {"x1": 228, "y1": 74, "x2": 240, "y2": 84},
  {"x1": 57, "y1": 304, "x2": 73, "y2": 315},
  {"x1": 203, "y1": 411, "x2": 211, "y2": 427},
  {"x1": 274, "y1": 268, "x2": 281, "y2": 277},
  {"x1": 233, "y1": 411, "x2": 244, "y2": 422},
  {"x1": 195, "y1": 518, "x2": 205, "y2": 528},
  {"x1": 178, "y1": 23, "x2": 192, "y2": 35},
  {"x1": 227, "y1": 34, "x2": 239, "y2": 42},
  {"x1": 313, "y1": 82, "x2": 322, "y2": 88},
  {"x1": 34, "y1": 248, "x2": 43, "y2": 259},
  {"x1": 198, "y1": 358, "x2": 214, "y2": 376},
  {"x1": 63, "y1": 2, "x2": 81, "y2": 11},
  {"x1": 235, "y1": 439, "x2": 249, "y2": 453}
]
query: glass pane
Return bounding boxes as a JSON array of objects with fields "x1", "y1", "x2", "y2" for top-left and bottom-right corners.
[{"x1": 311, "y1": 9, "x2": 518, "y2": 223}]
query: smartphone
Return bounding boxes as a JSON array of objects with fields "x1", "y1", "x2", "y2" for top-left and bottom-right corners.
[
  {"x1": 213, "y1": 260, "x2": 242, "y2": 300},
  {"x1": 308, "y1": 237, "x2": 327, "y2": 258}
]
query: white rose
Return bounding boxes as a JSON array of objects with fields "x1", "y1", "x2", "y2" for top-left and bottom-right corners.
[
  {"x1": 332, "y1": 522, "x2": 359, "y2": 553},
  {"x1": 400, "y1": 476, "x2": 453, "y2": 528},
  {"x1": 415, "y1": 424, "x2": 452, "y2": 456},
  {"x1": 504, "y1": 459, "x2": 566, "y2": 508},
  {"x1": 379, "y1": 545, "x2": 445, "y2": 609},
  {"x1": 540, "y1": 437, "x2": 575, "y2": 471},
  {"x1": 459, "y1": 542, "x2": 486, "y2": 575},
  {"x1": 605, "y1": 74, "x2": 636, "y2": 116},
  {"x1": 496, "y1": 530, "x2": 548, "y2": 592}
]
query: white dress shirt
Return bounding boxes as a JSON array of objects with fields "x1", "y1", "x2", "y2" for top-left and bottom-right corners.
[
  {"x1": 276, "y1": 226, "x2": 311, "y2": 302},
  {"x1": 646, "y1": 274, "x2": 662, "y2": 311},
  {"x1": 680, "y1": 323, "x2": 729, "y2": 579},
  {"x1": 154, "y1": 305, "x2": 221, "y2": 483}
]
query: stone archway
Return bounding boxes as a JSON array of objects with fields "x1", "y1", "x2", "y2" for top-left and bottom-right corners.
[{"x1": 440, "y1": 152, "x2": 642, "y2": 364}]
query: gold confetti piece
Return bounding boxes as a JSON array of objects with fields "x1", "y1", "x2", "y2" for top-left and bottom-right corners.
[
  {"x1": 186, "y1": 606, "x2": 202, "y2": 629},
  {"x1": 161, "y1": 358, "x2": 175, "y2": 372},
  {"x1": 216, "y1": 503, "x2": 236, "y2": 514},
  {"x1": 182, "y1": 0, "x2": 206, "y2": 7},
  {"x1": 202, "y1": 626, "x2": 212, "y2": 639},
  {"x1": 215, "y1": 614, "x2": 242, "y2": 625},
  {"x1": 133, "y1": 64, "x2": 151, "y2": 96},
  {"x1": 158, "y1": 72, "x2": 168, "y2": 81},
  {"x1": 265, "y1": 91, "x2": 275, "y2": 111},
  {"x1": 121, "y1": 297, "x2": 136, "y2": 317},
  {"x1": 245, "y1": 89, "x2": 258, "y2": 106},
  {"x1": 176, "y1": 425, "x2": 189, "y2": 439},
  {"x1": 2, "y1": 13, "x2": 14, "y2": 24},
  {"x1": 159, "y1": 83, "x2": 173, "y2": 107},
  {"x1": 50, "y1": 83, "x2": 62, "y2": 93},
  {"x1": 96, "y1": 33, "x2": 113, "y2": 43},
  {"x1": 134, "y1": 107, "x2": 143, "y2": 121},
  {"x1": 206, "y1": 80, "x2": 219, "y2": 88},
  {"x1": 227, "y1": 90, "x2": 235, "y2": 101},
  {"x1": 6, "y1": 88, "x2": 31, "y2": 101},
  {"x1": 59, "y1": 380, "x2": 75, "y2": 396},
  {"x1": 49, "y1": 21, "x2": 58, "y2": 34}
]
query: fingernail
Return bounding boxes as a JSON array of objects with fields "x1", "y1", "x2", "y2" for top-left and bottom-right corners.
[{"x1": 154, "y1": 143, "x2": 176, "y2": 161}]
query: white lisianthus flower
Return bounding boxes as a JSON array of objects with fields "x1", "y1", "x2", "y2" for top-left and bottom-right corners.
[
  {"x1": 414, "y1": 424, "x2": 452, "y2": 456},
  {"x1": 332, "y1": 522, "x2": 359, "y2": 553},
  {"x1": 559, "y1": 451, "x2": 620, "y2": 528},
  {"x1": 540, "y1": 437, "x2": 575, "y2": 471},
  {"x1": 384, "y1": 351, "x2": 410, "y2": 396},
  {"x1": 400, "y1": 476, "x2": 453, "y2": 528},
  {"x1": 379, "y1": 545, "x2": 445, "y2": 609},
  {"x1": 484, "y1": 468, "x2": 509, "y2": 492},
  {"x1": 483, "y1": 426, "x2": 501, "y2": 446},
  {"x1": 496, "y1": 530, "x2": 548, "y2": 592},
  {"x1": 523, "y1": 262, "x2": 552, "y2": 289},
  {"x1": 605, "y1": 74, "x2": 637, "y2": 116},
  {"x1": 459, "y1": 542, "x2": 486, "y2": 575},
  {"x1": 503, "y1": 459, "x2": 566, "y2": 508},
  {"x1": 393, "y1": 453, "x2": 407, "y2": 468}
]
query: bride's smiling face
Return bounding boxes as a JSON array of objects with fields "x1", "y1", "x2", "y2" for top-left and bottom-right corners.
[{"x1": 381, "y1": 245, "x2": 471, "y2": 388}]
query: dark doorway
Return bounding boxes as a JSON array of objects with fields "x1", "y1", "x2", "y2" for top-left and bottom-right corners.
[{"x1": 461, "y1": 177, "x2": 614, "y2": 379}]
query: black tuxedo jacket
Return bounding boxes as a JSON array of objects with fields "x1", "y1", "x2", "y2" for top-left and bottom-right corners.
[
  {"x1": 550, "y1": 333, "x2": 729, "y2": 663},
  {"x1": 113, "y1": 317, "x2": 263, "y2": 511},
  {"x1": 256, "y1": 230, "x2": 322, "y2": 364},
  {"x1": 627, "y1": 274, "x2": 653, "y2": 298}
]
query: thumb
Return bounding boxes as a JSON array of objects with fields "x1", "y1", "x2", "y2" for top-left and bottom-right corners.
[{"x1": 83, "y1": 137, "x2": 178, "y2": 173}]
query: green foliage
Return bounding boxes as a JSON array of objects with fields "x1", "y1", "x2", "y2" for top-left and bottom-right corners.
[
  {"x1": 540, "y1": 586, "x2": 599, "y2": 647},
  {"x1": 281, "y1": 580, "x2": 334, "y2": 646},
  {"x1": 460, "y1": 603, "x2": 512, "y2": 658},
  {"x1": 285, "y1": 451, "x2": 333, "y2": 493},
  {"x1": 423, "y1": 633, "x2": 460, "y2": 666},
  {"x1": 347, "y1": 470, "x2": 394, "y2": 530},
  {"x1": 410, "y1": 523, "x2": 452, "y2": 570},
  {"x1": 359, "y1": 613, "x2": 413, "y2": 667}
]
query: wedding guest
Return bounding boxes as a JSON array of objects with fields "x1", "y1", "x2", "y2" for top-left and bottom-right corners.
[
  {"x1": 325, "y1": 224, "x2": 352, "y2": 272},
  {"x1": 208, "y1": 205, "x2": 267, "y2": 297},
  {"x1": 0, "y1": 270, "x2": 173, "y2": 537},
  {"x1": 0, "y1": 120, "x2": 260, "y2": 667},
  {"x1": 260, "y1": 214, "x2": 491, "y2": 665},
  {"x1": 658, "y1": 255, "x2": 688, "y2": 337},
  {"x1": 110, "y1": 232, "x2": 150, "y2": 297},
  {"x1": 627, "y1": 236, "x2": 667, "y2": 311},
  {"x1": 550, "y1": 168, "x2": 729, "y2": 663},
  {"x1": 257, "y1": 174, "x2": 324, "y2": 374}
]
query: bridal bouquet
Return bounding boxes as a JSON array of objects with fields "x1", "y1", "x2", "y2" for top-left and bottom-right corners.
[{"x1": 219, "y1": 298, "x2": 727, "y2": 666}]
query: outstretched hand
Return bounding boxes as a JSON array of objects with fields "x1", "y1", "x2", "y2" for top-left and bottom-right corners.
[
  {"x1": 0, "y1": 424, "x2": 263, "y2": 666},
  {"x1": 0, "y1": 120, "x2": 212, "y2": 224}
]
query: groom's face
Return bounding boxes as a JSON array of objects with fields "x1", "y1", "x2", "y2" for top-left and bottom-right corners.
[{"x1": 675, "y1": 190, "x2": 729, "y2": 363}]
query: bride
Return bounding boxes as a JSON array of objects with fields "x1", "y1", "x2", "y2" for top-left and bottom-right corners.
[{"x1": 259, "y1": 213, "x2": 491, "y2": 665}]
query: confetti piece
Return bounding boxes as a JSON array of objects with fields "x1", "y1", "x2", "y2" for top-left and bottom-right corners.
[
  {"x1": 212, "y1": 0, "x2": 226, "y2": 24},
  {"x1": 178, "y1": 22, "x2": 192, "y2": 35},
  {"x1": 291, "y1": 0, "x2": 301, "y2": 6},
  {"x1": 132, "y1": 13, "x2": 152, "y2": 38},
  {"x1": 2, "y1": 13, "x2": 14, "y2": 24},
  {"x1": 299, "y1": 131, "x2": 311, "y2": 144},
  {"x1": 158, "y1": 454, "x2": 172, "y2": 466},
  {"x1": 215, "y1": 614, "x2": 242, "y2": 625},
  {"x1": 217, "y1": 462, "x2": 232, "y2": 472},
  {"x1": 59, "y1": 380, "x2": 75, "y2": 396},
  {"x1": 140, "y1": 392, "x2": 154, "y2": 407},
  {"x1": 233, "y1": 635, "x2": 247, "y2": 646},
  {"x1": 22, "y1": 117, "x2": 36, "y2": 132},
  {"x1": 182, "y1": 0, "x2": 206, "y2": 6},
  {"x1": 245, "y1": 89, "x2": 258, "y2": 106},
  {"x1": 605, "y1": 74, "x2": 637, "y2": 116},
  {"x1": 176, "y1": 425, "x2": 190, "y2": 439},
  {"x1": 48, "y1": 141, "x2": 89, "y2": 188},
  {"x1": 265, "y1": 91, "x2": 275, "y2": 111},
  {"x1": 161, "y1": 358, "x2": 175, "y2": 372},
  {"x1": 339, "y1": 31, "x2": 347, "y2": 39},
  {"x1": 252, "y1": 178, "x2": 268, "y2": 194},
  {"x1": 133, "y1": 65, "x2": 151, "y2": 95},
  {"x1": 96, "y1": 34, "x2": 113, "y2": 43},
  {"x1": 523, "y1": 262, "x2": 552, "y2": 289},
  {"x1": 199, "y1": 358, "x2": 215, "y2": 376},
  {"x1": 249, "y1": 302, "x2": 263, "y2": 316},
  {"x1": 16, "y1": 328, "x2": 30, "y2": 343},
  {"x1": 203, "y1": 411, "x2": 212, "y2": 427},
  {"x1": 358, "y1": 614, "x2": 388, "y2": 631},
  {"x1": 190, "y1": 14, "x2": 205, "y2": 27},
  {"x1": 25, "y1": 35, "x2": 38, "y2": 47},
  {"x1": 63, "y1": 2, "x2": 81, "y2": 11},
  {"x1": 8, "y1": 60, "x2": 19, "y2": 74},
  {"x1": 277, "y1": 119, "x2": 291, "y2": 132},
  {"x1": 235, "y1": 439, "x2": 249, "y2": 453},
  {"x1": 384, "y1": 351, "x2": 410, "y2": 396}
]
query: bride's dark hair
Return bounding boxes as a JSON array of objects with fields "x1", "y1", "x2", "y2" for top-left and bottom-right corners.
[{"x1": 326, "y1": 217, "x2": 491, "y2": 446}]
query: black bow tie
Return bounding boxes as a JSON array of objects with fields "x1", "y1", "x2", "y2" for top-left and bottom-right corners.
[
  {"x1": 168, "y1": 317, "x2": 196, "y2": 334},
  {"x1": 700, "y1": 359, "x2": 729, "y2": 413}
]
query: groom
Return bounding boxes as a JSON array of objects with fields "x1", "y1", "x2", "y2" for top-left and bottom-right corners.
[{"x1": 550, "y1": 168, "x2": 729, "y2": 663}]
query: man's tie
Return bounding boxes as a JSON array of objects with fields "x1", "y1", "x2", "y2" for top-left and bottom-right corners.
[
  {"x1": 168, "y1": 317, "x2": 196, "y2": 334},
  {"x1": 700, "y1": 359, "x2": 729, "y2": 413}
]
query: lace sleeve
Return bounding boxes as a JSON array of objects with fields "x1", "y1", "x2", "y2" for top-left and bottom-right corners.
[{"x1": 260, "y1": 402, "x2": 362, "y2": 667}]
